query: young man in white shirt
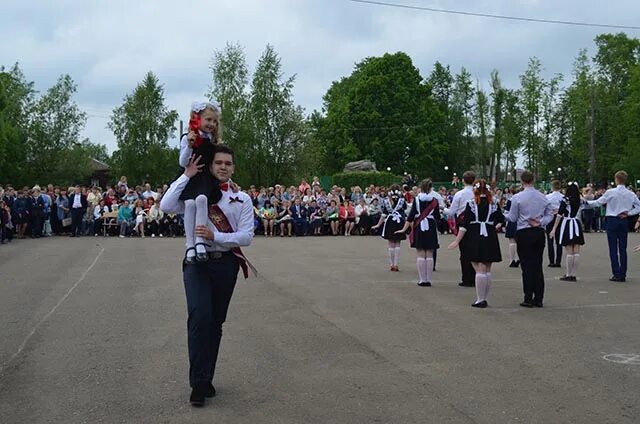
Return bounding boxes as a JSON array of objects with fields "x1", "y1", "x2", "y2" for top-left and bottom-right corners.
[
  {"x1": 587, "y1": 171, "x2": 640, "y2": 282},
  {"x1": 444, "y1": 171, "x2": 476, "y2": 287},
  {"x1": 161, "y1": 144, "x2": 254, "y2": 407},
  {"x1": 545, "y1": 180, "x2": 564, "y2": 268}
]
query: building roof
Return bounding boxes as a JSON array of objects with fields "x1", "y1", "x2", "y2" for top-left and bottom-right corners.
[{"x1": 90, "y1": 158, "x2": 110, "y2": 172}]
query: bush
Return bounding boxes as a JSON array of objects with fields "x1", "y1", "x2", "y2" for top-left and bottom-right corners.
[{"x1": 332, "y1": 171, "x2": 401, "y2": 190}]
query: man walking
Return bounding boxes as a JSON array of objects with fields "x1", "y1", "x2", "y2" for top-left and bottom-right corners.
[
  {"x1": 161, "y1": 145, "x2": 254, "y2": 407},
  {"x1": 444, "y1": 171, "x2": 476, "y2": 287},
  {"x1": 505, "y1": 171, "x2": 554, "y2": 308},
  {"x1": 587, "y1": 171, "x2": 640, "y2": 282}
]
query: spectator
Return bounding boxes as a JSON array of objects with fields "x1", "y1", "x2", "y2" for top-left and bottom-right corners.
[
  {"x1": 260, "y1": 200, "x2": 276, "y2": 237},
  {"x1": 117, "y1": 200, "x2": 133, "y2": 238},
  {"x1": 69, "y1": 185, "x2": 88, "y2": 237},
  {"x1": 355, "y1": 199, "x2": 371, "y2": 235},
  {"x1": 277, "y1": 199, "x2": 293, "y2": 237},
  {"x1": 339, "y1": 200, "x2": 356, "y2": 236},
  {"x1": 132, "y1": 199, "x2": 147, "y2": 237},
  {"x1": 29, "y1": 186, "x2": 45, "y2": 238},
  {"x1": 326, "y1": 199, "x2": 340, "y2": 235},
  {"x1": 56, "y1": 189, "x2": 70, "y2": 235},
  {"x1": 298, "y1": 178, "x2": 311, "y2": 196},
  {"x1": 307, "y1": 200, "x2": 323, "y2": 236},
  {"x1": 290, "y1": 197, "x2": 308, "y2": 236},
  {"x1": 147, "y1": 197, "x2": 166, "y2": 237}
]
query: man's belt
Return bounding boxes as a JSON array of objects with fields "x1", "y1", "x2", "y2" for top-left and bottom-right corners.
[{"x1": 207, "y1": 251, "x2": 233, "y2": 260}]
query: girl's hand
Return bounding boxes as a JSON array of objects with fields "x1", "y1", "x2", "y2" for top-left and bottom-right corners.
[
  {"x1": 394, "y1": 229, "x2": 405, "y2": 234},
  {"x1": 448, "y1": 240, "x2": 459, "y2": 250},
  {"x1": 230, "y1": 181, "x2": 240, "y2": 193},
  {"x1": 195, "y1": 224, "x2": 214, "y2": 241},
  {"x1": 187, "y1": 131, "x2": 197, "y2": 148},
  {"x1": 184, "y1": 154, "x2": 204, "y2": 178}
]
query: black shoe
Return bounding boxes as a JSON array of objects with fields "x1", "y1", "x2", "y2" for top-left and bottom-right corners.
[
  {"x1": 190, "y1": 386, "x2": 206, "y2": 407},
  {"x1": 519, "y1": 301, "x2": 534, "y2": 308},
  {"x1": 559, "y1": 275, "x2": 572, "y2": 281},
  {"x1": 458, "y1": 282, "x2": 474, "y2": 287},
  {"x1": 509, "y1": 260, "x2": 518, "y2": 268},
  {"x1": 533, "y1": 302, "x2": 543, "y2": 308},
  {"x1": 205, "y1": 384, "x2": 216, "y2": 398},
  {"x1": 416, "y1": 281, "x2": 432, "y2": 287},
  {"x1": 569, "y1": 276, "x2": 577, "y2": 282},
  {"x1": 609, "y1": 276, "x2": 626, "y2": 282},
  {"x1": 472, "y1": 301, "x2": 488, "y2": 308}
]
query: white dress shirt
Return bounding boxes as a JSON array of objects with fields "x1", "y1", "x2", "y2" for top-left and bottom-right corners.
[
  {"x1": 505, "y1": 187, "x2": 554, "y2": 230},
  {"x1": 72, "y1": 194, "x2": 82, "y2": 208},
  {"x1": 444, "y1": 186, "x2": 474, "y2": 217},
  {"x1": 430, "y1": 189, "x2": 445, "y2": 210},
  {"x1": 587, "y1": 185, "x2": 640, "y2": 217},
  {"x1": 160, "y1": 174, "x2": 254, "y2": 251},
  {"x1": 546, "y1": 191, "x2": 564, "y2": 212}
]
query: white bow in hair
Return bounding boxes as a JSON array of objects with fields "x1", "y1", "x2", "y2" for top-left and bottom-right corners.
[{"x1": 191, "y1": 100, "x2": 221, "y2": 113}]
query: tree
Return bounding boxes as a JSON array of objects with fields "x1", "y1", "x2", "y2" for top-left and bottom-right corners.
[
  {"x1": 473, "y1": 86, "x2": 491, "y2": 178},
  {"x1": 26, "y1": 74, "x2": 90, "y2": 184},
  {"x1": 451, "y1": 67, "x2": 475, "y2": 173},
  {"x1": 519, "y1": 57, "x2": 545, "y2": 175},
  {"x1": 490, "y1": 70, "x2": 505, "y2": 180},
  {"x1": 108, "y1": 71, "x2": 178, "y2": 185},
  {"x1": 0, "y1": 63, "x2": 34, "y2": 185}
]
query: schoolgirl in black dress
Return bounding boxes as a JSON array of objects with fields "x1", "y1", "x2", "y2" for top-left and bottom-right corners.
[
  {"x1": 448, "y1": 180, "x2": 504, "y2": 308},
  {"x1": 550, "y1": 182, "x2": 585, "y2": 281},
  {"x1": 372, "y1": 184, "x2": 407, "y2": 271},
  {"x1": 396, "y1": 179, "x2": 441, "y2": 286}
]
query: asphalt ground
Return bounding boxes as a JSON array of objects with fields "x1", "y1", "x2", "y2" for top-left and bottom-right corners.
[{"x1": 1, "y1": 232, "x2": 639, "y2": 423}]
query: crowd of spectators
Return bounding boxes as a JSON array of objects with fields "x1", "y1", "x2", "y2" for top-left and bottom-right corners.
[{"x1": 1, "y1": 175, "x2": 638, "y2": 245}]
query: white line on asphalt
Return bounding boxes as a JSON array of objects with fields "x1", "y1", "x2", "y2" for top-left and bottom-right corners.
[{"x1": 0, "y1": 247, "x2": 105, "y2": 375}]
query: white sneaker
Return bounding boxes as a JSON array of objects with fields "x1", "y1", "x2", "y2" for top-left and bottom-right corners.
[
  {"x1": 119, "y1": 235, "x2": 125, "y2": 238},
  {"x1": 151, "y1": 234, "x2": 156, "y2": 238},
  {"x1": 159, "y1": 234, "x2": 164, "y2": 238}
]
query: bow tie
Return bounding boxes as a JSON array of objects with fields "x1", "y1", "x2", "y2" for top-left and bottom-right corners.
[
  {"x1": 229, "y1": 196, "x2": 243, "y2": 203},
  {"x1": 220, "y1": 182, "x2": 229, "y2": 191}
]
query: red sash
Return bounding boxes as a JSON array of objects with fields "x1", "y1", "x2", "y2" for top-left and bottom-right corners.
[
  {"x1": 208, "y1": 204, "x2": 257, "y2": 279},
  {"x1": 409, "y1": 199, "x2": 438, "y2": 245}
]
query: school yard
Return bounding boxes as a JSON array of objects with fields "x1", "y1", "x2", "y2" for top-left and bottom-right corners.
[{"x1": 1, "y1": 233, "x2": 639, "y2": 423}]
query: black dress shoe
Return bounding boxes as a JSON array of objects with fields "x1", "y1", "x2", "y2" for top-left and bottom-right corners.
[
  {"x1": 205, "y1": 384, "x2": 216, "y2": 398},
  {"x1": 417, "y1": 282, "x2": 430, "y2": 287},
  {"x1": 519, "y1": 301, "x2": 534, "y2": 308},
  {"x1": 472, "y1": 301, "x2": 488, "y2": 308},
  {"x1": 190, "y1": 386, "x2": 206, "y2": 407},
  {"x1": 509, "y1": 260, "x2": 518, "y2": 268},
  {"x1": 458, "y1": 282, "x2": 474, "y2": 287},
  {"x1": 533, "y1": 302, "x2": 543, "y2": 308},
  {"x1": 609, "y1": 276, "x2": 626, "y2": 282},
  {"x1": 559, "y1": 275, "x2": 572, "y2": 281}
]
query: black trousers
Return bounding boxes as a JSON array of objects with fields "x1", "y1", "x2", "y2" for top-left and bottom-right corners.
[
  {"x1": 516, "y1": 227, "x2": 546, "y2": 303},
  {"x1": 183, "y1": 253, "x2": 239, "y2": 389},
  {"x1": 459, "y1": 238, "x2": 476, "y2": 286},
  {"x1": 71, "y1": 208, "x2": 84, "y2": 236},
  {"x1": 546, "y1": 222, "x2": 562, "y2": 265},
  {"x1": 30, "y1": 210, "x2": 43, "y2": 237}
]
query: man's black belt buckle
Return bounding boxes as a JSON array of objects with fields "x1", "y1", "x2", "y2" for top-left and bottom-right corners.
[{"x1": 209, "y1": 251, "x2": 224, "y2": 260}]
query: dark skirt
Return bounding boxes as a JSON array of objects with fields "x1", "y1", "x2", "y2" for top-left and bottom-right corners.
[
  {"x1": 504, "y1": 220, "x2": 517, "y2": 239},
  {"x1": 410, "y1": 219, "x2": 439, "y2": 250},
  {"x1": 464, "y1": 224, "x2": 502, "y2": 263},
  {"x1": 382, "y1": 216, "x2": 406, "y2": 241},
  {"x1": 178, "y1": 170, "x2": 222, "y2": 204},
  {"x1": 555, "y1": 218, "x2": 585, "y2": 246}
]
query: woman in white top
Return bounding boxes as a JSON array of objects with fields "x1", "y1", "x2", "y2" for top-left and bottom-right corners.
[
  {"x1": 148, "y1": 198, "x2": 165, "y2": 237},
  {"x1": 133, "y1": 199, "x2": 147, "y2": 237}
]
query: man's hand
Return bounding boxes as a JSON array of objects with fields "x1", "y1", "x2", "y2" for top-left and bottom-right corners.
[
  {"x1": 528, "y1": 218, "x2": 541, "y2": 228},
  {"x1": 195, "y1": 225, "x2": 214, "y2": 241},
  {"x1": 618, "y1": 211, "x2": 629, "y2": 219},
  {"x1": 184, "y1": 154, "x2": 204, "y2": 178}
]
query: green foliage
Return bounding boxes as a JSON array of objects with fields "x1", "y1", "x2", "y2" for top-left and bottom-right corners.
[
  {"x1": 332, "y1": 171, "x2": 399, "y2": 190},
  {"x1": 108, "y1": 71, "x2": 178, "y2": 185}
]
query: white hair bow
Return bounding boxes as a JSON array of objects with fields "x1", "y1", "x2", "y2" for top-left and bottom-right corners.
[{"x1": 191, "y1": 100, "x2": 221, "y2": 114}]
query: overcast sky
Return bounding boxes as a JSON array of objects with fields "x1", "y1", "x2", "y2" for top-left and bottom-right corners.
[{"x1": 2, "y1": 0, "x2": 639, "y2": 153}]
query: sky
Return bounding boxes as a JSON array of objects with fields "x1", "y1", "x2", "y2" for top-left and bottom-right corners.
[{"x1": 2, "y1": 0, "x2": 639, "y2": 153}]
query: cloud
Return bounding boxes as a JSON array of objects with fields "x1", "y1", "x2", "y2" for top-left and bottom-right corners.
[{"x1": 1, "y1": 0, "x2": 638, "y2": 153}]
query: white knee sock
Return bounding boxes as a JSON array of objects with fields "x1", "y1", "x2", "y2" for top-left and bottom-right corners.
[
  {"x1": 388, "y1": 248, "x2": 395, "y2": 266},
  {"x1": 566, "y1": 254, "x2": 574, "y2": 277},
  {"x1": 394, "y1": 247, "x2": 401, "y2": 266},
  {"x1": 184, "y1": 199, "x2": 196, "y2": 257},
  {"x1": 417, "y1": 257, "x2": 426, "y2": 282},
  {"x1": 425, "y1": 258, "x2": 434, "y2": 283},
  {"x1": 509, "y1": 243, "x2": 518, "y2": 262},
  {"x1": 485, "y1": 272, "x2": 492, "y2": 301},
  {"x1": 195, "y1": 195, "x2": 209, "y2": 254},
  {"x1": 475, "y1": 273, "x2": 487, "y2": 303},
  {"x1": 572, "y1": 254, "x2": 580, "y2": 277}
]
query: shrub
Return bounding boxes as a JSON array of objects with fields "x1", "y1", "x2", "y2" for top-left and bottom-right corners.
[{"x1": 332, "y1": 171, "x2": 400, "y2": 190}]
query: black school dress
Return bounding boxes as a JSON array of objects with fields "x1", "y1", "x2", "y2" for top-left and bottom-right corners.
[
  {"x1": 503, "y1": 199, "x2": 517, "y2": 239},
  {"x1": 407, "y1": 195, "x2": 440, "y2": 250},
  {"x1": 554, "y1": 199, "x2": 585, "y2": 246},
  {"x1": 460, "y1": 198, "x2": 504, "y2": 263},
  {"x1": 381, "y1": 196, "x2": 407, "y2": 241},
  {"x1": 178, "y1": 133, "x2": 222, "y2": 204}
]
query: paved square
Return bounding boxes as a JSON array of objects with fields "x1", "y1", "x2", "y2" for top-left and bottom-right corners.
[{"x1": 1, "y1": 233, "x2": 639, "y2": 423}]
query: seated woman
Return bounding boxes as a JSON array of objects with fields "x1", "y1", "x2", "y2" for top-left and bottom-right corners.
[
  {"x1": 132, "y1": 199, "x2": 147, "y2": 237},
  {"x1": 339, "y1": 200, "x2": 356, "y2": 236},
  {"x1": 355, "y1": 199, "x2": 371, "y2": 235},
  {"x1": 276, "y1": 200, "x2": 293, "y2": 237},
  {"x1": 308, "y1": 200, "x2": 324, "y2": 236},
  {"x1": 326, "y1": 200, "x2": 339, "y2": 235},
  {"x1": 147, "y1": 197, "x2": 166, "y2": 237},
  {"x1": 260, "y1": 200, "x2": 276, "y2": 237}
]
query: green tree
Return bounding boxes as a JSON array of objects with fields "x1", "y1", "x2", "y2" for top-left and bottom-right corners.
[
  {"x1": 108, "y1": 71, "x2": 178, "y2": 185},
  {"x1": 490, "y1": 70, "x2": 505, "y2": 180},
  {"x1": 519, "y1": 57, "x2": 545, "y2": 175},
  {"x1": 451, "y1": 67, "x2": 475, "y2": 173},
  {"x1": 473, "y1": 86, "x2": 491, "y2": 178},
  {"x1": 0, "y1": 63, "x2": 34, "y2": 185}
]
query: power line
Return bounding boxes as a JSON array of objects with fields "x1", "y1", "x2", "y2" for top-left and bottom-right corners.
[{"x1": 347, "y1": 0, "x2": 640, "y2": 30}]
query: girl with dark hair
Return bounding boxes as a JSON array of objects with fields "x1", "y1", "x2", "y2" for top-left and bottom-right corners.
[
  {"x1": 504, "y1": 185, "x2": 520, "y2": 267},
  {"x1": 396, "y1": 179, "x2": 441, "y2": 286},
  {"x1": 550, "y1": 182, "x2": 586, "y2": 281},
  {"x1": 448, "y1": 180, "x2": 504, "y2": 308},
  {"x1": 372, "y1": 184, "x2": 407, "y2": 271}
]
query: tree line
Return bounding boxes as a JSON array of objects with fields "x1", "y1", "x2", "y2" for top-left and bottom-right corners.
[{"x1": 1, "y1": 32, "x2": 639, "y2": 188}]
